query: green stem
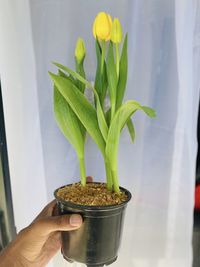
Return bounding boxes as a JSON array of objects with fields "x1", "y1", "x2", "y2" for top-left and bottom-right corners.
[
  {"x1": 105, "y1": 160, "x2": 113, "y2": 191},
  {"x1": 111, "y1": 169, "x2": 120, "y2": 193},
  {"x1": 110, "y1": 102, "x2": 116, "y2": 121},
  {"x1": 79, "y1": 156, "x2": 86, "y2": 186},
  {"x1": 75, "y1": 60, "x2": 86, "y2": 93},
  {"x1": 115, "y1": 43, "x2": 119, "y2": 79},
  {"x1": 101, "y1": 40, "x2": 106, "y2": 75}
]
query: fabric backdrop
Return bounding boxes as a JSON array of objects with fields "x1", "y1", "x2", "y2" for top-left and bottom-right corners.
[{"x1": 0, "y1": 0, "x2": 200, "y2": 266}]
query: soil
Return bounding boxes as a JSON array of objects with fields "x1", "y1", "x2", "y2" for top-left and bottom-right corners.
[{"x1": 56, "y1": 182, "x2": 128, "y2": 206}]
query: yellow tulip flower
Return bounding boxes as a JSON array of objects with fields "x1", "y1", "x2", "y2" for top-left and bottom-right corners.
[
  {"x1": 93, "y1": 12, "x2": 112, "y2": 41},
  {"x1": 111, "y1": 18, "x2": 123, "y2": 43}
]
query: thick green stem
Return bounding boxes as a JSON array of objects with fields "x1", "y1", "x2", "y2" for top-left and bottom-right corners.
[
  {"x1": 115, "y1": 43, "x2": 119, "y2": 79},
  {"x1": 105, "y1": 161, "x2": 113, "y2": 191},
  {"x1": 79, "y1": 156, "x2": 86, "y2": 186},
  {"x1": 111, "y1": 169, "x2": 120, "y2": 193},
  {"x1": 101, "y1": 40, "x2": 106, "y2": 75}
]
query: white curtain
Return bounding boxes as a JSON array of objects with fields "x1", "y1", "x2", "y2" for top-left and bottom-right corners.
[{"x1": 0, "y1": 0, "x2": 200, "y2": 266}]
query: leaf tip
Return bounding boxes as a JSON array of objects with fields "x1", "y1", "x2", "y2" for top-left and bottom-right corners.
[
  {"x1": 52, "y1": 61, "x2": 60, "y2": 68},
  {"x1": 142, "y1": 106, "x2": 156, "y2": 118},
  {"x1": 48, "y1": 71, "x2": 57, "y2": 82},
  {"x1": 48, "y1": 71, "x2": 53, "y2": 77},
  {"x1": 152, "y1": 110, "x2": 156, "y2": 118}
]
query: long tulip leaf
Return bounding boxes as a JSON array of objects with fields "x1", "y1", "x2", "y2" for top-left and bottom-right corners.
[
  {"x1": 116, "y1": 34, "x2": 128, "y2": 110},
  {"x1": 106, "y1": 42, "x2": 118, "y2": 119},
  {"x1": 49, "y1": 72, "x2": 106, "y2": 155},
  {"x1": 53, "y1": 62, "x2": 108, "y2": 141},
  {"x1": 94, "y1": 40, "x2": 102, "y2": 98},
  {"x1": 94, "y1": 40, "x2": 108, "y2": 107},
  {"x1": 101, "y1": 63, "x2": 108, "y2": 106},
  {"x1": 106, "y1": 100, "x2": 156, "y2": 190},
  {"x1": 57, "y1": 70, "x2": 86, "y2": 140},
  {"x1": 54, "y1": 86, "x2": 85, "y2": 156}
]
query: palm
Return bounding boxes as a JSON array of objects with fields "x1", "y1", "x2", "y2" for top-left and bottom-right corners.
[{"x1": 18, "y1": 201, "x2": 61, "y2": 267}]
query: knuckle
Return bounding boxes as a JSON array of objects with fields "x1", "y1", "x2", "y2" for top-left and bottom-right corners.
[{"x1": 29, "y1": 219, "x2": 43, "y2": 231}]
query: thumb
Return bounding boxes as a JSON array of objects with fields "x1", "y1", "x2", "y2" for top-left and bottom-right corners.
[{"x1": 33, "y1": 214, "x2": 83, "y2": 235}]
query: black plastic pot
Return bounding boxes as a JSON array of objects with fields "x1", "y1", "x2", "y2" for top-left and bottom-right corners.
[{"x1": 54, "y1": 183, "x2": 131, "y2": 267}]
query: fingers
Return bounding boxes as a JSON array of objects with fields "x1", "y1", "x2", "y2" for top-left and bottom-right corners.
[
  {"x1": 32, "y1": 214, "x2": 83, "y2": 235},
  {"x1": 33, "y1": 179, "x2": 93, "y2": 232},
  {"x1": 86, "y1": 176, "x2": 93, "y2": 183}
]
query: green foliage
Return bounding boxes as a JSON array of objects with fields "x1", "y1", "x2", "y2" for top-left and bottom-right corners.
[
  {"x1": 54, "y1": 86, "x2": 85, "y2": 155},
  {"x1": 49, "y1": 72, "x2": 106, "y2": 155},
  {"x1": 106, "y1": 42, "x2": 118, "y2": 120},
  {"x1": 116, "y1": 34, "x2": 128, "y2": 110},
  {"x1": 75, "y1": 60, "x2": 86, "y2": 93},
  {"x1": 49, "y1": 31, "x2": 156, "y2": 193},
  {"x1": 53, "y1": 62, "x2": 108, "y2": 141},
  {"x1": 94, "y1": 40, "x2": 108, "y2": 108},
  {"x1": 53, "y1": 72, "x2": 86, "y2": 185},
  {"x1": 127, "y1": 118, "x2": 135, "y2": 143},
  {"x1": 105, "y1": 101, "x2": 156, "y2": 191}
]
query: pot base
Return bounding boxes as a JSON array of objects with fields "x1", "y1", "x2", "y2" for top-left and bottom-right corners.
[{"x1": 62, "y1": 252, "x2": 117, "y2": 266}]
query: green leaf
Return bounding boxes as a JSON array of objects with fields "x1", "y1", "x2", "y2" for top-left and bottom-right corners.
[
  {"x1": 106, "y1": 42, "x2": 118, "y2": 119},
  {"x1": 116, "y1": 34, "x2": 128, "y2": 110},
  {"x1": 57, "y1": 70, "x2": 86, "y2": 139},
  {"x1": 141, "y1": 106, "x2": 156, "y2": 117},
  {"x1": 53, "y1": 62, "x2": 108, "y2": 141},
  {"x1": 102, "y1": 63, "x2": 108, "y2": 105},
  {"x1": 105, "y1": 100, "x2": 156, "y2": 191},
  {"x1": 96, "y1": 99, "x2": 108, "y2": 141},
  {"x1": 105, "y1": 108, "x2": 111, "y2": 126},
  {"x1": 94, "y1": 40, "x2": 102, "y2": 98},
  {"x1": 54, "y1": 86, "x2": 85, "y2": 156},
  {"x1": 54, "y1": 81, "x2": 87, "y2": 186},
  {"x1": 58, "y1": 69, "x2": 67, "y2": 78},
  {"x1": 94, "y1": 40, "x2": 108, "y2": 107},
  {"x1": 58, "y1": 69, "x2": 77, "y2": 87},
  {"x1": 49, "y1": 72, "x2": 106, "y2": 155},
  {"x1": 126, "y1": 118, "x2": 135, "y2": 142}
]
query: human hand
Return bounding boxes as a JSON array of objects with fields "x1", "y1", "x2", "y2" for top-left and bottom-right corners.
[
  {"x1": 0, "y1": 176, "x2": 93, "y2": 267},
  {"x1": 0, "y1": 200, "x2": 82, "y2": 267}
]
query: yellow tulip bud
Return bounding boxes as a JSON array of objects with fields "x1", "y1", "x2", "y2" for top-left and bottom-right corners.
[
  {"x1": 75, "y1": 38, "x2": 86, "y2": 63},
  {"x1": 111, "y1": 18, "x2": 123, "y2": 43},
  {"x1": 93, "y1": 12, "x2": 112, "y2": 41}
]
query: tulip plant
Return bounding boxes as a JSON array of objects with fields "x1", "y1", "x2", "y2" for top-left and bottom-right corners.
[{"x1": 49, "y1": 12, "x2": 155, "y2": 193}]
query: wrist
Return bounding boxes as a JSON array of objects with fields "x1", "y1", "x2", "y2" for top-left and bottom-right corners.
[
  {"x1": 0, "y1": 246, "x2": 16, "y2": 266},
  {"x1": 0, "y1": 238, "x2": 27, "y2": 267}
]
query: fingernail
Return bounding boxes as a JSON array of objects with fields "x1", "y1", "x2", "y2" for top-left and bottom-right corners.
[{"x1": 69, "y1": 214, "x2": 82, "y2": 226}]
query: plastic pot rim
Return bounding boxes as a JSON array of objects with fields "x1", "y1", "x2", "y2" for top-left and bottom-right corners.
[{"x1": 54, "y1": 182, "x2": 132, "y2": 211}]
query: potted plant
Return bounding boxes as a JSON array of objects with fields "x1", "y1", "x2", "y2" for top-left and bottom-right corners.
[{"x1": 49, "y1": 12, "x2": 156, "y2": 267}]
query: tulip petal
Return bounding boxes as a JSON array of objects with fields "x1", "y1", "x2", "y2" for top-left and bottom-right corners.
[
  {"x1": 111, "y1": 18, "x2": 123, "y2": 43},
  {"x1": 92, "y1": 12, "x2": 112, "y2": 41}
]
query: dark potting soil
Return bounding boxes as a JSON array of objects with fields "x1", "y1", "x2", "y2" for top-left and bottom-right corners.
[{"x1": 56, "y1": 182, "x2": 128, "y2": 206}]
